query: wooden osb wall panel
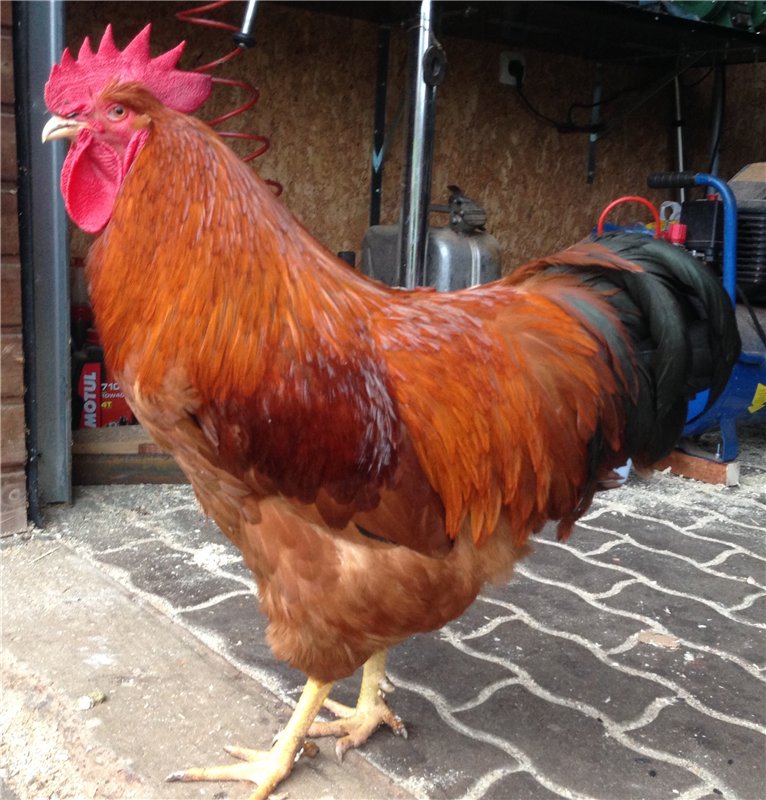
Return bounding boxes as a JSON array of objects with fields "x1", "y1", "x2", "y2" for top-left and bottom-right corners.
[
  {"x1": 66, "y1": 1, "x2": 379, "y2": 259},
  {"x1": 683, "y1": 62, "x2": 766, "y2": 181},
  {"x1": 65, "y1": 2, "x2": 765, "y2": 269},
  {"x1": 1, "y1": 0, "x2": 27, "y2": 534},
  {"x1": 377, "y1": 32, "x2": 676, "y2": 264}
]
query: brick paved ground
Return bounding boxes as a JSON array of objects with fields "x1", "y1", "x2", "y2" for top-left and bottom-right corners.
[{"x1": 38, "y1": 426, "x2": 766, "y2": 799}]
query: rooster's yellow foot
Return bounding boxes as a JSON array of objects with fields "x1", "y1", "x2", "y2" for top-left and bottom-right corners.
[
  {"x1": 308, "y1": 650, "x2": 407, "y2": 761},
  {"x1": 167, "y1": 742, "x2": 305, "y2": 800},
  {"x1": 167, "y1": 677, "x2": 332, "y2": 800}
]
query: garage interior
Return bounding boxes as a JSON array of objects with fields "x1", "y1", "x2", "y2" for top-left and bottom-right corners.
[{"x1": 6, "y1": 0, "x2": 765, "y2": 515}]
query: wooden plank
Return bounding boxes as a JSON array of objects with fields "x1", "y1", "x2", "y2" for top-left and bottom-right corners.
[
  {"x1": 1, "y1": 185, "x2": 19, "y2": 255},
  {"x1": 1, "y1": 260, "x2": 21, "y2": 328},
  {"x1": 0, "y1": 1, "x2": 12, "y2": 29},
  {"x1": 731, "y1": 162, "x2": 766, "y2": 182},
  {"x1": 1, "y1": 331, "x2": 23, "y2": 398},
  {"x1": 0, "y1": 401, "x2": 25, "y2": 466},
  {"x1": 73, "y1": 453, "x2": 188, "y2": 486},
  {"x1": 0, "y1": 7, "x2": 24, "y2": 533},
  {"x1": 1, "y1": 110, "x2": 16, "y2": 182},
  {"x1": 653, "y1": 450, "x2": 740, "y2": 487},
  {"x1": 72, "y1": 425, "x2": 156, "y2": 456},
  {"x1": 0, "y1": 30, "x2": 13, "y2": 106},
  {"x1": 0, "y1": 468, "x2": 27, "y2": 535},
  {"x1": 72, "y1": 425, "x2": 188, "y2": 485}
]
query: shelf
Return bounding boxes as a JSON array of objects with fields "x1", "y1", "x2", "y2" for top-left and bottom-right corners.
[
  {"x1": 72, "y1": 427, "x2": 187, "y2": 485},
  {"x1": 284, "y1": 1, "x2": 766, "y2": 66}
]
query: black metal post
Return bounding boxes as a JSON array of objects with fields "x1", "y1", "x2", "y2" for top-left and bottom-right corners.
[
  {"x1": 369, "y1": 25, "x2": 390, "y2": 228},
  {"x1": 13, "y1": 0, "x2": 71, "y2": 520},
  {"x1": 673, "y1": 76, "x2": 686, "y2": 203}
]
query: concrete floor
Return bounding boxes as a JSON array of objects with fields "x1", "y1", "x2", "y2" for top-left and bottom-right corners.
[{"x1": 2, "y1": 426, "x2": 765, "y2": 800}]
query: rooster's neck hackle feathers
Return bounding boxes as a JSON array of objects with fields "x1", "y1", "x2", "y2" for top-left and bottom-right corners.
[
  {"x1": 91, "y1": 105, "x2": 376, "y2": 385},
  {"x1": 89, "y1": 105, "x2": 401, "y2": 508}
]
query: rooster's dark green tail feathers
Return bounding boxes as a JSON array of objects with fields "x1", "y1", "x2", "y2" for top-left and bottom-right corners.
[
  {"x1": 522, "y1": 232, "x2": 741, "y2": 468},
  {"x1": 594, "y1": 232, "x2": 740, "y2": 416}
]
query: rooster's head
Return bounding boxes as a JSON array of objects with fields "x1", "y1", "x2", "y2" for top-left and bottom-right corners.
[{"x1": 42, "y1": 25, "x2": 211, "y2": 233}]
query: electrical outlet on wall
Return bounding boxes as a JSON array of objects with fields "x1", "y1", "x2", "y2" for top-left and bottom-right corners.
[{"x1": 499, "y1": 51, "x2": 525, "y2": 86}]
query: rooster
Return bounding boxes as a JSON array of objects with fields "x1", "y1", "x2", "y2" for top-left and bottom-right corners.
[{"x1": 43, "y1": 26, "x2": 739, "y2": 800}]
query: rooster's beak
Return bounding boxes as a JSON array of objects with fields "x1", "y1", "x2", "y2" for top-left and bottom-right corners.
[{"x1": 42, "y1": 115, "x2": 84, "y2": 143}]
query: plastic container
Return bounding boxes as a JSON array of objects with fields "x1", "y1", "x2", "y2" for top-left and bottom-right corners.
[{"x1": 72, "y1": 328, "x2": 135, "y2": 429}]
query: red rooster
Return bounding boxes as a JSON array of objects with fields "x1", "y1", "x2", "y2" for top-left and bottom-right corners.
[{"x1": 43, "y1": 26, "x2": 739, "y2": 800}]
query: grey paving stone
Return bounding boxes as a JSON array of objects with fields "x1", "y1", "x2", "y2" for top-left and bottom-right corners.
[
  {"x1": 446, "y1": 595, "x2": 519, "y2": 639},
  {"x1": 521, "y1": 540, "x2": 630, "y2": 594},
  {"x1": 151, "y1": 508, "x2": 227, "y2": 545},
  {"x1": 629, "y1": 701, "x2": 766, "y2": 799},
  {"x1": 710, "y1": 497, "x2": 766, "y2": 529},
  {"x1": 614, "y1": 480, "x2": 765, "y2": 532},
  {"x1": 680, "y1": 506, "x2": 766, "y2": 539},
  {"x1": 482, "y1": 577, "x2": 647, "y2": 651},
  {"x1": 710, "y1": 552, "x2": 766, "y2": 584},
  {"x1": 732, "y1": 592, "x2": 766, "y2": 625},
  {"x1": 455, "y1": 683, "x2": 700, "y2": 799},
  {"x1": 543, "y1": 521, "x2": 621, "y2": 554},
  {"x1": 35, "y1": 437, "x2": 764, "y2": 800},
  {"x1": 66, "y1": 483, "x2": 193, "y2": 518},
  {"x1": 390, "y1": 633, "x2": 511, "y2": 709},
  {"x1": 458, "y1": 616, "x2": 674, "y2": 724},
  {"x1": 601, "y1": 583, "x2": 765, "y2": 665},
  {"x1": 611, "y1": 645, "x2": 766, "y2": 727},
  {"x1": 61, "y1": 495, "x2": 256, "y2": 588},
  {"x1": 63, "y1": 518, "x2": 155, "y2": 551},
  {"x1": 358, "y1": 680, "x2": 520, "y2": 800},
  {"x1": 597, "y1": 514, "x2": 736, "y2": 563},
  {"x1": 96, "y1": 537, "x2": 248, "y2": 610},
  {"x1": 179, "y1": 594, "x2": 278, "y2": 678},
  {"x1": 685, "y1": 522, "x2": 766, "y2": 555},
  {"x1": 606, "y1": 484, "x2": 709, "y2": 526},
  {"x1": 483, "y1": 770, "x2": 565, "y2": 800},
  {"x1": 590, "y1": 543, "x2": 759, "y2": 608}
]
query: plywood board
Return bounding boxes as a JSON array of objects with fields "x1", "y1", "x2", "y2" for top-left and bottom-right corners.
[
  {"x1": 0, "y1": 261, "x2": 20, "y2": 332},
  {"x1": 1, "y1": 186, "x2": 19, "y2": 255},
  {"x1": 0, "y1": 402, "x2": 24, "y2": 465},
  {"x1": 1, "y1": 331, "x2": 23, "y2": 398},
  {"x1": 0, "y1": 468, "x2": 26, "y2": 534}
]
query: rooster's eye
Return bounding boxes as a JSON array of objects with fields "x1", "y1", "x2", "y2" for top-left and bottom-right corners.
[{"x1": 107, "y1": 105, "x2": 126, "y2": 121}]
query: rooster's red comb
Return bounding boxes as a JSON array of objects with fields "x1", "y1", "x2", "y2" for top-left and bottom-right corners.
[{"x1": 45, "y1": 24, "x2": 212, "y2": 114}]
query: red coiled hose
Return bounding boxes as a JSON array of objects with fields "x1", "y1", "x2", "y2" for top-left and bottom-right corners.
[
  {"x1": 176, "y1": 1, "x2": 281, "y2": 193},
  {"x1": 597, "y1": 196, "x2": 660, "y2": 237}
]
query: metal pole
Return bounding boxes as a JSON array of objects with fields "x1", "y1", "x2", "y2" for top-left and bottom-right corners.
[
  {"x1": 398, "y1": 0, "x2": 438, "y2": 288},
  {"x1": 370, "y1": 26, "x2": 390, "y2": 228},
  {"x1": 586, "y1": 64, "x2": 602, "y2": 185},
  {"x1": 673, "y1": 76, "x2": 686, "y2": 203},
  {"x1": 232, "y1": 0, "x2": 258, "y2": 48},
  {"x1": 13, "y1": 0, "x2": 71, "y2": 516},
  {"x1": 708, "y1": 64, "x2": 725, "y2": 179}
]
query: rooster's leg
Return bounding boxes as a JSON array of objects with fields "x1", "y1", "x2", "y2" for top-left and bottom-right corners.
[
  {"x1": 167, "y1": 676, "x2": 332, "y2": 800},
  {"x1": 308, "y1": 650, "x2": 407, "y2": 761}
]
